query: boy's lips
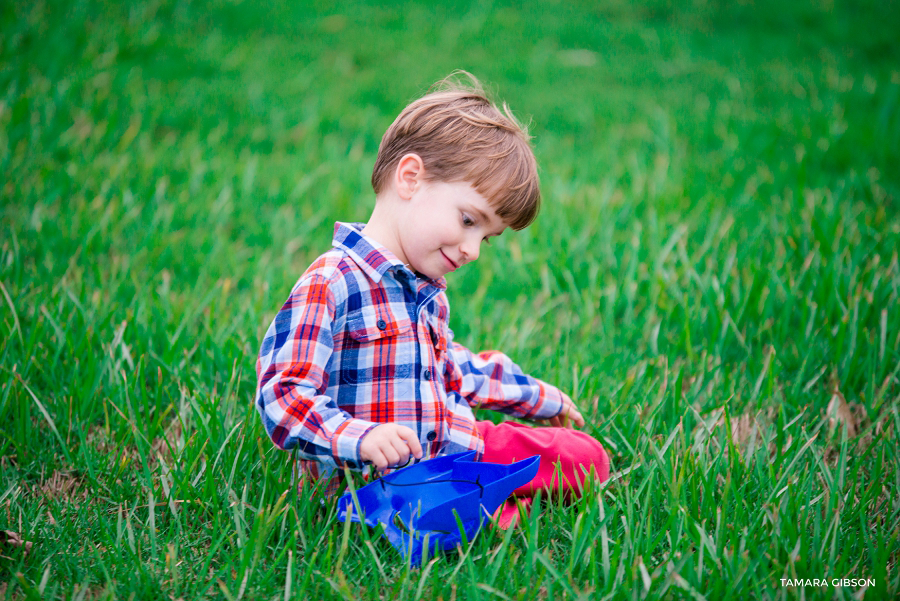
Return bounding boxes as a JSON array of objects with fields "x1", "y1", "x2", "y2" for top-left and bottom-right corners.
[{"x1": 440, "y1": 250, "x2": 458, "y2": 270}]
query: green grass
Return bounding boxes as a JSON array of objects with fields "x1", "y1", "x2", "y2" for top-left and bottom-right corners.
[{"x1": 2, "y1": 0, "x2": 899, "y2": 598}]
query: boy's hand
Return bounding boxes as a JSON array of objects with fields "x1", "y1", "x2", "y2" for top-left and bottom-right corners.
[
  {"x1": 359, "y1": 424, "x2": 424, "y2": 472},
  {"x1": 545, "y1": 393, "x2": 585, "y2": 429}
]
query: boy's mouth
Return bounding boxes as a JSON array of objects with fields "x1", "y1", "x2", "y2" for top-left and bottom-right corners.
[{"x1": 440, "y1": 250, "x2": 458, "y2": 270}]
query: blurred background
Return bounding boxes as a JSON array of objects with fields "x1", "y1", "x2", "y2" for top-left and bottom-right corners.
[{"x1": 4, "y1": 0, "x2": 898, "y2": 382}]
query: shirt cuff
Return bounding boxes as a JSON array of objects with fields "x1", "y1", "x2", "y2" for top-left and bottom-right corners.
[
  {"x1": 527, "y1": 379, "x2": 566, "y2": 420},
  {"x1": 330, "y1": 418, "x2": 379, "y2": 469}
]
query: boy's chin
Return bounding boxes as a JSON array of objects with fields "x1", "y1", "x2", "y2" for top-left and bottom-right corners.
[
  {"x1": 407, "y1": 260, "x2": 445, "y2": 281},
  {"x1": 416, "y1": 266, "x2": 448, "y2": 280}
]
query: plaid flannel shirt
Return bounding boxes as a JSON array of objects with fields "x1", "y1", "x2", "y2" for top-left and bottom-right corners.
[{"x1": 255, "y1": 222, "x2": 564, "y2": 492}]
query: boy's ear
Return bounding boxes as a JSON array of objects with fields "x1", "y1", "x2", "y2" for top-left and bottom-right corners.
[{"x1": 394, "y1": 153, "x2": 425, "y2": 200}]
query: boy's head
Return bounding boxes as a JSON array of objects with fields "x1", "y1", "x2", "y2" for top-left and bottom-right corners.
[{"x1": 371, "y1": 71, "x2": 540, "y2": 231}]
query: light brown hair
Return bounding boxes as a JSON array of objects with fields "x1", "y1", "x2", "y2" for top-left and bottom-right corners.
[{"x1": 371, "y1": 71, "x2": 540, "y2": 230}]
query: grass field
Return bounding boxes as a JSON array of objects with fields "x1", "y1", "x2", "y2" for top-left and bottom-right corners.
[{"x1": 2, "y1": 0, "x2": 899, "y2": 598}]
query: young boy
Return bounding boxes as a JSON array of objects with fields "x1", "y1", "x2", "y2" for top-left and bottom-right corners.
[{"x1": 255, "y1": 72, "x2": 610, "y2": 526}]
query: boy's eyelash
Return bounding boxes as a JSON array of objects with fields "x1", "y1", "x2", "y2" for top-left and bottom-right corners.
[{"x1": 462, "y1": 211, "x2": 493, "y2": 243}]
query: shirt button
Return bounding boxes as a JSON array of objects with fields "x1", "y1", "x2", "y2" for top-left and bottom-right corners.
[
  {"x1": 423, "y1": 369, "x2": 432, "y2": 381},
  {"x1": 376, "y1": 319, "x2": 387, "y2": 330},
  {"x1": 426, "y1": 431, "x2": 437, "y2": 441}
]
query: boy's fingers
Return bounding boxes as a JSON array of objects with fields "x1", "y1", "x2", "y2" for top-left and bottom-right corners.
[
  {"x1": 396, "y1": 428, "x2": 424, "y2": 458},
  {"x1": 381, "y1": 445, "x2": 401, "y2": 468},
  {"x1": 389, "y1": 437, "x2": 412, "y2": 465},
  {"x1": 368, "y1": 449, "x2": 389, "y2": 471},
  {"x1": 569, "y1": 406, "x2": 585, "y2": 428},
  {"x1": 563, "y1": 397, "x2": 585, "y2": 428}
]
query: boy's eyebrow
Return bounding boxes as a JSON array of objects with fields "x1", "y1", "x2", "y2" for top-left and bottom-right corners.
[{"x1": 470, "y1": 205, "x2": 490, "y2": 222}]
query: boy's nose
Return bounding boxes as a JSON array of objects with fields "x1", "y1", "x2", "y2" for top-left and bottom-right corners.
[{"x1": 460, "y1": 238, "x2": 480, "y2": 263}]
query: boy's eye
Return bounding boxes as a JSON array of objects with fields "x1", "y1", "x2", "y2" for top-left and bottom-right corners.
[{"x1": 461, "y1": 214, "x2": 475, "y2": 227}]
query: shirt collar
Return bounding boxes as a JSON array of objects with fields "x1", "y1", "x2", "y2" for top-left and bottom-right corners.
[{"x1": 332, "y1": 222, "x2": 447, "y2": 290}]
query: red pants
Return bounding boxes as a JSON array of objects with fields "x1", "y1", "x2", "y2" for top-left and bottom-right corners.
[{"x1": 477, "y1": 420, "x2": 611, "y2": 527}]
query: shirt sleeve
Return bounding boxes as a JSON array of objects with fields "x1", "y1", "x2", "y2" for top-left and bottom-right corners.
[
  {"x1": 442, "y1": 330, "x2": 565, "y2": 420},
  {"x1": 255, "y1": 273, "x2": 378, "y2": 470}
]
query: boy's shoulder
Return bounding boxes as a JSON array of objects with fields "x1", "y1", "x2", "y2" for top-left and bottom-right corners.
[
  {"x1": 292, "y1": 247, "x2": 356, "y2": 302},
  {"x1": 291, "y1": 243, "x2": 403, "y2": 311},
  {"x1": 299, "y1": 247, "x2": 348, "y2": 280}
]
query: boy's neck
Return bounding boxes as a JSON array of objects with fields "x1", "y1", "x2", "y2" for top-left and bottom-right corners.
[{"x1": 360, "y1": 194, "x2": 409, "y2": 266}]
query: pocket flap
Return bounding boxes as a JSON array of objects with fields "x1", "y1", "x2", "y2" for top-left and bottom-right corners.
[{"x1": 346, "y1": 306, "x2": 412, "y2": 342}]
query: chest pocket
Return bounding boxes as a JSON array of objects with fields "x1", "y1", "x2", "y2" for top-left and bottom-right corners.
[{"x1": 340, "y1": 306, "x2": 413, "y2": 384}]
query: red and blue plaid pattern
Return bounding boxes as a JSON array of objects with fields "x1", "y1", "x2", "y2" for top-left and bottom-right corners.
[{"x1": 255, "y1": 222, "x2": 564, "y2": 492}]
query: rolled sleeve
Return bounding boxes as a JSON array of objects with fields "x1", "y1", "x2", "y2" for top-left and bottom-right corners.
[{"x1": 444, "y1": 338, "x2": 565, "y2": 420}]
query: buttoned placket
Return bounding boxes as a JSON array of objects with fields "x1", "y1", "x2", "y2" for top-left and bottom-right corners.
[{"x1": 395, "y1": 267, "x2": 446, "y2": 455}]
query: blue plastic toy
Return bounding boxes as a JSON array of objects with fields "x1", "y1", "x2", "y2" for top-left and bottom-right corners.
[{"x1": 337, "y1": 451, "x2": 540, "y2": 565}]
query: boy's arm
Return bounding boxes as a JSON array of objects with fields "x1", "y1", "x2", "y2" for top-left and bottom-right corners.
[
  {"x1": 255, "y1": 273, "x2": 378, "y2": 470},
  {"x1": 443, "y1": 335, "x2": 568, "y2": 422}
]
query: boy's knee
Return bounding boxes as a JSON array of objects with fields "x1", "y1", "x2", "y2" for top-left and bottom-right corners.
[{"x1": 555, "y1": 430, "x2": 610, "y2": 487}]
